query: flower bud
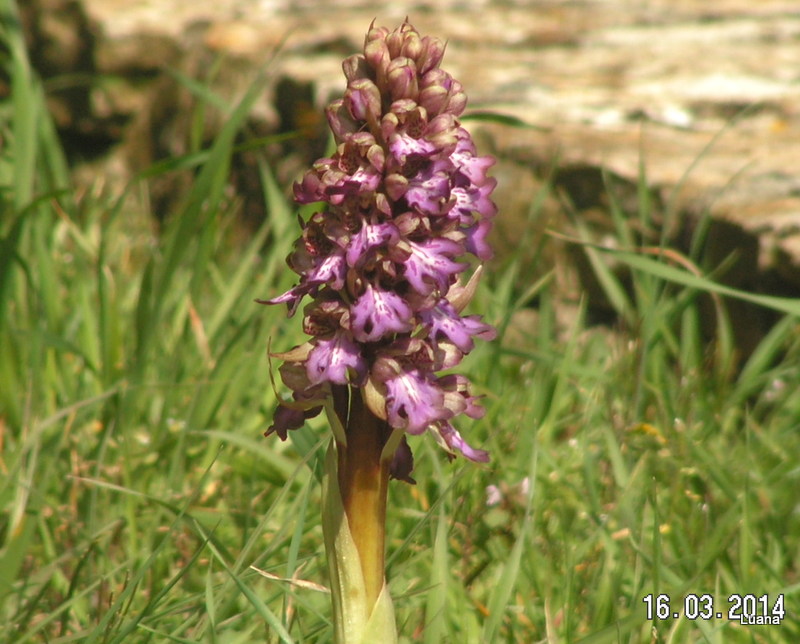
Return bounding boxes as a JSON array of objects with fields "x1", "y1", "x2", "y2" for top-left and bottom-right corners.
[
  {"x1": 445, "y1": 87, "x2": 467, "y2": 116},
  {"x1": 365, "y1": 22, "x2": 389, "y2": 45},
  {"x1": 342, "y1": 54, "x2": 369, "y2": 83},
  {"x1": 380, "y1": 111, "x2": 400, "y2": 141},
  {"x1": 425, "y1": 113, "x2": 459, "y2": 150},
  {"x1": 420, "y1": 68, "x2": 448, "y2": 90},
  {"x1": 385, "y1": 29, "x2": 404, "y2": 58},
  {"x1": 344, "y1": 78, "x2": 382, "y2": 123},
  {"x1": 374, "y1": 192, "x2": 392, "y2": 216},
  {"x1": 365, "y1": 142, "x2": 385, "y2": 173},
  {"x1": 384, "y1": 173, "x2": 409, "y2": 201},
  {"x1": 447, "y1": 266, "x2": 483, "y2": 313},
  {"x1": 364, "y1": 38, "x2": 390, "y2": 81},
  {"x1": 326, "y1": 99, "x2": 358, "y2": 141},
  {"x1": 388, "y1": 98, "x2": 418, "y2": 117},
  {"x1": 418, "y1": 85, "x2": 448, "y2": 116},
  {"x1": 417, "y1": 36, "x2": 445, "y2": 75},
  {"x1": 386, "y1": 57, "x2": 418, "y2": 100},
  {"x1": 400, "y1": 31, "x2": 422, "y2": 61}
]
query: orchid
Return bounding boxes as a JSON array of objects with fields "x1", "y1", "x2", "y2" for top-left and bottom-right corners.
[
  {"x1": 259, "y1": 19, "x2": 496, "y2": 643},
  {"x1": 261, "y1": 22, "x2": 496, "y2": 466}
]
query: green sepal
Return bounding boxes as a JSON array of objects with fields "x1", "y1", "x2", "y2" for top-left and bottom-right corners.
[
  {"x1": 362, "y1": 582, "x2": 397, "y2": 644},
  {"x1": 324, "y1": 400, "x2": 348, "y2": 447}
]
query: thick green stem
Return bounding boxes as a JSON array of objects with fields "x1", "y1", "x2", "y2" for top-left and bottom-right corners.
[
  {"x1": 336, "y1": 391, "x2": 391, "y2": 609},
  {"x1": 323, "y1": 386, "x2": 397, "y2": 643}
]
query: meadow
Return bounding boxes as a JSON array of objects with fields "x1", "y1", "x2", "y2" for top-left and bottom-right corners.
[{"x1": 2, "y1": 7, "x2": 799, "y2": 643}]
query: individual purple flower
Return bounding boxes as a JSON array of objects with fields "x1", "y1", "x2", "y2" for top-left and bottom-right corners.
[
  {"x1": 260, "y1": 19, "x2": 497, "y2": 474},
  {"x1": 451, "y1": 174, "x2": 498, "y2": 227},
  {"x1": 421, "y1": 300, "x2": 496, "y2": 352},
  {"x1": 265, "y1": 358, "x2": 327, "y2": 439},
  {"x1": 432, "y1": 421, "x2": 490, "y2": 463},
  {"x1": 464, "y1": 217, "x2": 494, "y2": 261},
  {"x1": 394, "y1": 238, "x2": 466, "y2": 296},
  {"x1": 384, "y1": 367, "x2": 450, "y2": 434},
  {"x1": 306, "y1": 330, "x2": 365, "y2": 385},
  {"x1": 351, "y1": 282, "x2": 414, "y2": 342},
  {"x1": 403, "y1": 158, "x2": 453, "y2": 215},
  {"x1": 346, "y1": 220, "x2": 399, "y2": 267},
  {"x1": 387, "y1": 131, "x2": 438, "y2": 165}
]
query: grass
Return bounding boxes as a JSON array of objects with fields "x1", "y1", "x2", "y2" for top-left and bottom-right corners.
[{"x1": 2, "y1": 3, "x2": 799, "y2": 642}]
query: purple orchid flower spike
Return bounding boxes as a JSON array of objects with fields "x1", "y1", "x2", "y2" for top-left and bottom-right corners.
[
  {"x1": 258, "y1": 21, "x2": 497, "y2": 640},
  {"x1": 261, "y1": 20, "x2": 496, "y2": 474}
]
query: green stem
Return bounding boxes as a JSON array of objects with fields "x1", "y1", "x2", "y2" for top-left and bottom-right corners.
[
  {"x1": 336, "y1": 390, "x2": 390, "y2": 608},
  {"x1": 323, "y1": 386, "x2": 397, "y2": 643}
]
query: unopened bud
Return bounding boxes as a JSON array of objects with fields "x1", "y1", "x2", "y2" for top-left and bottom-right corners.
[
  {"x1": 345, "y1": 78, "x2": 382, "y2": 123},
  {"x1": 364, "y1": 38, "x2": 390, "y2": 78},
  {"x1": 418, "y1": 85, "x2": 448, "y2": 116},
  {"x1": 366, "y1": 142, "x2": 385, "y2": 173},
  {"x1": 426, "y1": 115, "x2": 459, "y2": 151},
  {"x1": 400, "y1": 31, "x2": 422, "y2": 61},
  {"x1": 365, "y1": 22, "x2": 389, "y2": 45},
  {"x1": 386, "y1": 29, "x2": 404, "y2": 58},
  {"x1": 326, "y1": 99, "x2": 358, "y2": 142},
  {"x1": 386, "y1": 57, "x2": 418, "y2": 100},
  {"x1": 342, "y1": 54, "x2": 369, "y2": 83},
  {"x1": 445, "y1": 86, "x2": 467, "y2": 116},
  {"x1": 384, "y1": 173, "x2": 409, "y2": 201},
  {"x1": 381, "y1": 111, "x2": 400, "y2": 141},
  {"x1": 417, "y1": 36, "x2": 445, "y2": 75}
]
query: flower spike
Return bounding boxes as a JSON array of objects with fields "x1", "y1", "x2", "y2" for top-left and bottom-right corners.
[{"x1": 261, "y1": 19, "x2": 496, "y2": 472}]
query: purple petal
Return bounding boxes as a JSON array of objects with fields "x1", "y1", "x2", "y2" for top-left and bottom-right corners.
[
  {"x1": 389, "y1": 435, "x2": 416, "y2": 483},
  {"x1": 325, "y1": 169, "x2": 382, "y2": 202},
  {"x1": 451, "y1": 178, "x2": 497, "y2": 224},
  {"x1": 401, "y1": 239, "x2": 466, "y2": 295},
  {"x1": 257, "y1": 282, "x2": 316, "y2": 317},
  {"x1": 260, "y1": 249, "x2": 346, "y2": 315},
  {"x1": 405, "y1": 159, "x2": 453, "y2": 215},
  {"x1": 266, "y1": 404, "x2": 322, "y2": 440},
  {"x1": 463, "y1": 218, "x2": 494, "y2": 261},
  {"x1": 385, "y1": 368, "x2": 449, "y2": 434},
  {"x1": 351, "y1": 283, "x2": 414, "y2": 342},
  {"x1": 295, "y1": 142, "x2": 384, "y2": 206},
  {"x1": 307, "y1": 251, "x2": 347, "y2": 290},
  {"x1": 346, "y1": 221, "x2": 399, "y2": 267},
  {"x1": 433, "y1": 421, "x2": 490, "y2": 462},
  {"x1": 421, "y1": 300, "x2": 495, "y2": 352},
  {"x1": 451, "y1": 129, "x2": 496, "y2": 185},
  {"x1": 306, "y1": 331, "x2": 366, "y2": 385},
  {"x1": 389, "y1": 133, "x2": 437, "y2": 166},
  {"x1": 455, "y1": 152, "x2": 495, "y2": 186},
  {"x1": 349, "y1": 166, "x2": 383, "y2": 194}
]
